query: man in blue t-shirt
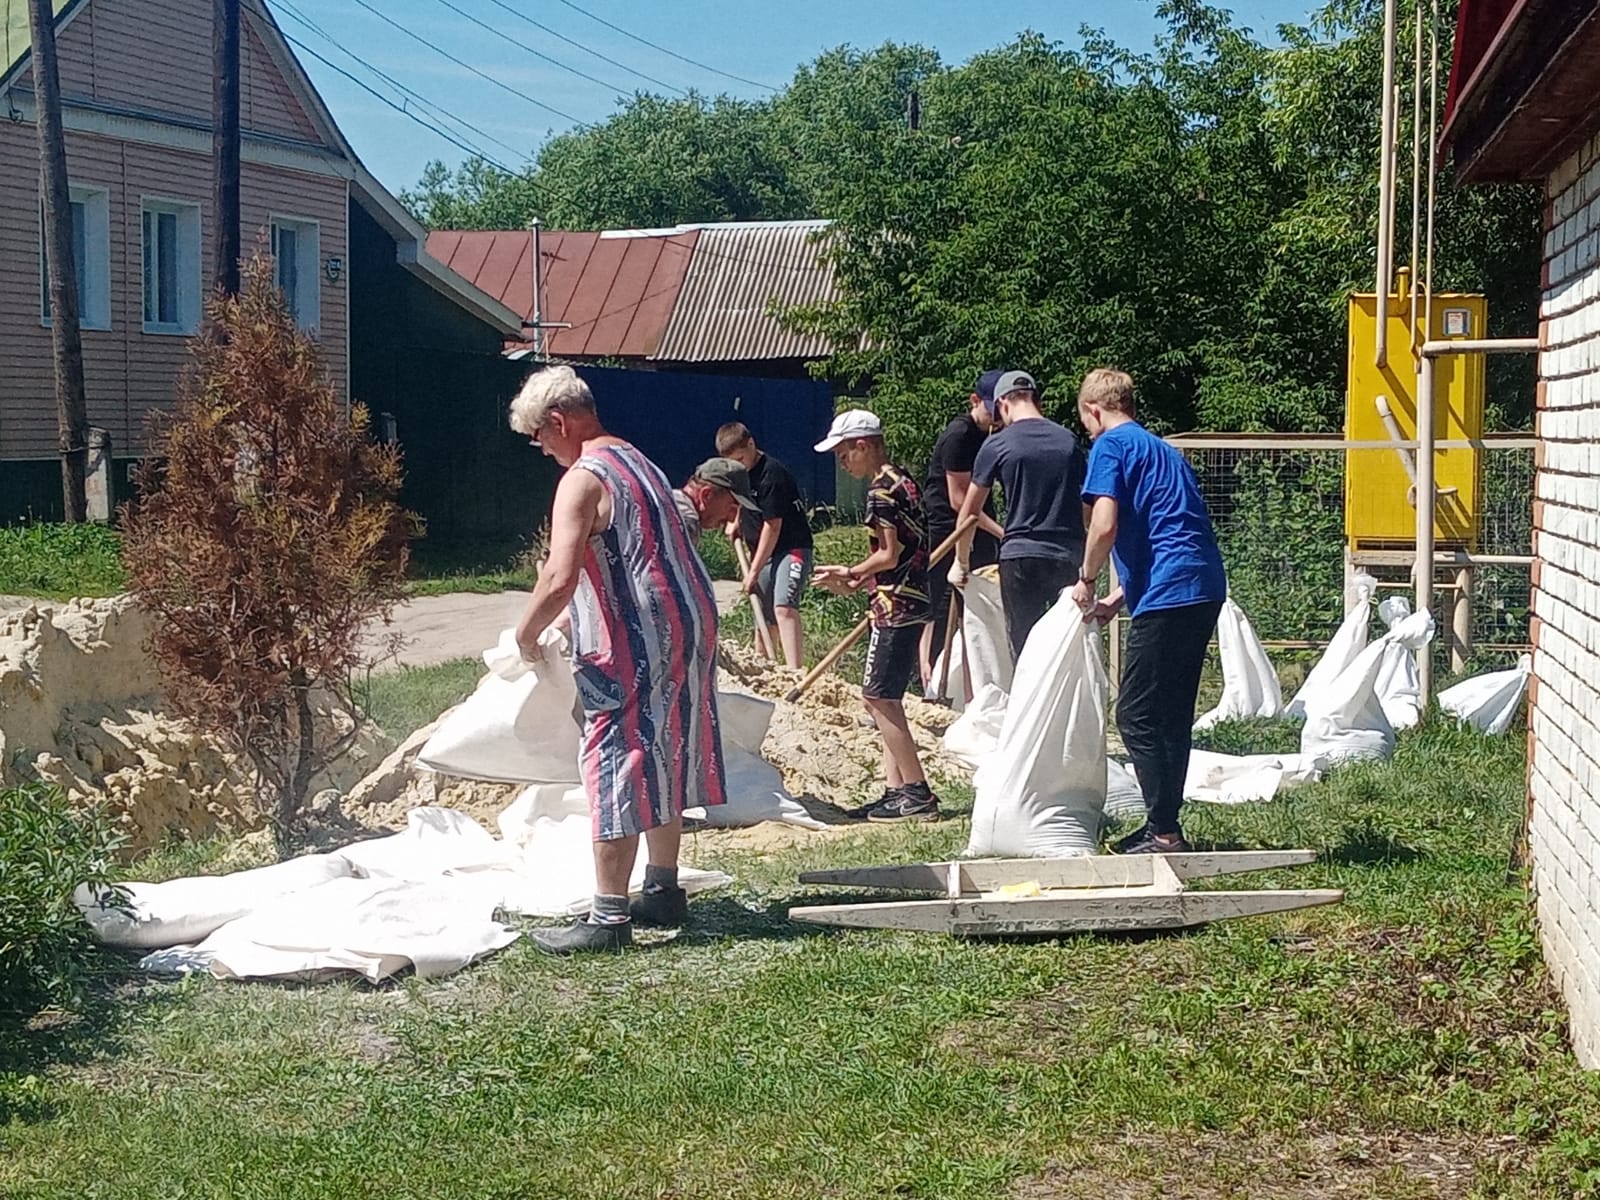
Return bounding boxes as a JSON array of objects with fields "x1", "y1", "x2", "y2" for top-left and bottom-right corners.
[
  {"x1": 1070, "y1": 368, "x2": 1226, "y2": 856},
  {"x1": 952, "y1": 370, "x2": 1088, "y2": 665}
]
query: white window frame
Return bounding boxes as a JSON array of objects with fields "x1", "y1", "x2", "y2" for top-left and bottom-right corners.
[
  {"x1": 269, "y1": 214, "x2": 321, "y2": 332},
  {"x1": 140, "y1": 196, "x2": 202, "y2": 336},
  {"x1": 40, "y1": 185, "x2": 111, "y2": 332}
]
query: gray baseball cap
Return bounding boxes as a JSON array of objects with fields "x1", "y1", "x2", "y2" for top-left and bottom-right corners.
[
  {"x1": 994, "y1": 370, "x2": 1038, "y2": 402},
  {"x1": 692, "y1": 457, "x2": 761, "y2": 510}
]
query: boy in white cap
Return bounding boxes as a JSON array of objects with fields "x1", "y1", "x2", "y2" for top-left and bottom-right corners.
[{"x1": 812, "y1": 410, "x2": 940, "y2": 822}]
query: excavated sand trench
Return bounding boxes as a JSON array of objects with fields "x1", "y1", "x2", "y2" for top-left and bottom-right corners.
[
  {"x1": 0, "y1": 598, "x2": 388, "y2": 852},
  {"x1": 1, "y1": 597, "x2": 967, "y2": 850}
]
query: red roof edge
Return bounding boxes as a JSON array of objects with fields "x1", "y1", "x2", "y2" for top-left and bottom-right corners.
[{"x1": 1440, "y1": 0, "x2": 1530, "y2": 149}]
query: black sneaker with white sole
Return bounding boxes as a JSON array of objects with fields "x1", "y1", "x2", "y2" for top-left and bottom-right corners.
[
  {"x1": 867, "y1": 783, "x2": 941, "y2": 823},
  {"x1": 844, "y1": 787, "x2": 901, "y2": 820},
  {"x1": 1113, "y1": 827, "x2": 1192, "y2": 855}
]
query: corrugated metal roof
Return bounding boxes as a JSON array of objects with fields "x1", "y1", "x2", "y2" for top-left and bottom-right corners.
[
  {"x1": 654, "y1": 219, "x2": 840, "y2": 363},
  {"x1": 425, "y1": 227, "x2": 699, "y2": 358}
]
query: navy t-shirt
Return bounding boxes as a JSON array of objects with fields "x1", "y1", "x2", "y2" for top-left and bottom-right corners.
[
  {"x1": 971, "y1": 418, "x2": 1087, "y2": 563},
  {"x1": 1081, "y1": 421, "x2": 1227, "y2": 617}
]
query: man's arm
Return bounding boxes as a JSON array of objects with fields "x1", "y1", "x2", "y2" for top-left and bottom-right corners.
[
  {"x1": 946, "y1": 470, "x2": 1004, "y2": 541},
  {"x1": 950, "y1": 480, "x2": 995, "y2": 581},
  {"x1": 743, "y1": 517, "x2": 783, "y2": 594},
  {"x1": 515, "y1": 470, "x2": 601, "y2": 659},
  {"x1": 1070, "y1": 495, "x2": 1119, "y2": 614}
]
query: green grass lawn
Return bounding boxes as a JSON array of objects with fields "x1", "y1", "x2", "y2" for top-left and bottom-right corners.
[
  {"x1": 0, "y1": 524, "x2": 125, "y2": 600},
  {"x1": 3, "y1": 717, "x2": 1597, "y2": 1198}
]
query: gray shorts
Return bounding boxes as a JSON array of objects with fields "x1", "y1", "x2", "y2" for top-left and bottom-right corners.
[{"x1": 756, "y1": 548, "x2": 813, "y2": 624}]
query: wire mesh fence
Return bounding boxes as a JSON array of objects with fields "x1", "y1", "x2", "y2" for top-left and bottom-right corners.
[{"x1": 1171, "y1": 434, "x2": 1534, "y2": 670}]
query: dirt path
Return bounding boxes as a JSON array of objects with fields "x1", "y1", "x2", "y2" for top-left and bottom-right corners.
[{"x1": 365, "y1": 582, "x2": 744, "y2": 673}]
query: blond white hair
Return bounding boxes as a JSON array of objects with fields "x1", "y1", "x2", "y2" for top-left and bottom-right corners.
[{"x1": 508, "y1": 365, "x2": 596, "y2": 436}]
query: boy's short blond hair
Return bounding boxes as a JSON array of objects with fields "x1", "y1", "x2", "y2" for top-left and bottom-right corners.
[{"x1": 1079, "y1": 368, "x2": 1136, "y2": 416}]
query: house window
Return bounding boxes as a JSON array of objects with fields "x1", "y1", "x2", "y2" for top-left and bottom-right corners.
[
  {"x1": 40, "y1": 186, "x2": 111, "y2": 331},
  {"x1": 141, "y1": 199, "x2": 201, "y2": 334},
  {"x1": 270, "y1": 217, "x2": 320, "y2": 331}
]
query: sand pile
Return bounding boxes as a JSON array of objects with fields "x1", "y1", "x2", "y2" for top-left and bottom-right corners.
[
  {"x1": 717, "y1": 640, "x2": 969, "y2": 809},
  {"x1": 0, "y1": 598, "x2": 389, "y2": 851}
]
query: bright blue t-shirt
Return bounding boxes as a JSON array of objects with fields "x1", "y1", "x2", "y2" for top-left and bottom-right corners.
[{"x1": 1081, "y1": 421, "x2": 1226, "y2": 617}]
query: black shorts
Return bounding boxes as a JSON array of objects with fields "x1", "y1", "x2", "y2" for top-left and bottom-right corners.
[{"x1": 863, "y1": 622, "x2": 925, "y2": 701}]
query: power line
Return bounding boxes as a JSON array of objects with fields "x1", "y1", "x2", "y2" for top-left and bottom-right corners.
[
  {"x1": 429, "y1": 0, "x2": 642, "y2": 98},
  {"x1": 274, "y1": 0, "x2": 529, "y2": 164},
  {"x1": 348, "y1": 0, "x2": 589, "y2": 128},
  {"x1": 549, "y1": 0, "x2": 778, "y2": 93},
  {"x1": 478, "y1": 0, "x2": 688, "y2": 96},
  {"x1": 281, "y1": 31, "x2": 516, "y2": 172}
]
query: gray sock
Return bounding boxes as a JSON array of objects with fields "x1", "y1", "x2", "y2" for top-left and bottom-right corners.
[
  {"x1": 643, "y1": 864, "x2": 679, "y2": 893},
  {"x1": 589, "y1": 893, "x2": 631, "y2": 925}
]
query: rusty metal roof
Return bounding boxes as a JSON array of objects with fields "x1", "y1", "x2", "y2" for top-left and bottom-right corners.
[
  {"x1": 427, "y1": 219, "x2": 843, "y2": 364},
  {"x1": 655, "y1": 220, "x2": 838, "y2": 363},
  {"x1": 425, "y1": 227, "x2": 699, "y2": 358}
]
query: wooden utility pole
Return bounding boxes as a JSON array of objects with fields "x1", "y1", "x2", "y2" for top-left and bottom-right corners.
[
  {"x1": 29, "y1": 0, "x2": 89, "y2": 522},
  {"x1": 213, "y1": 0, "x2": 240, "y2": 297}
]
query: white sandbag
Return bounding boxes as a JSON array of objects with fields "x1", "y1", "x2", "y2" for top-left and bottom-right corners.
[
  {"x1": 967, "y1": 599, "x2": 1107, "y2": 857},
  {"x1": 963, "y1": 574, "x2": 1013, "y2": 697},
  {"x1": 1373, "y1": 596, "x2": 1424, "y2": 731},
  {"x1": 75, "y1": 852, "x2": 354, "y2": 949},
  {"x1": 1300, "y1": 609, "x2": 1435, "y2": 769},
  {"x1": 942, "y1": 682, "x2": 1008, "y2": 770},
  {"x1": 927, "y1": 623, "x2": 969, "y2": 711},
  {"x1": 717, "y1": 690, "x2": 775, "y2": 756},
  {"x1": 140, "y1": 874, "x2": 518, "y2": 983},
  {"x1": 415, "y1": 626, "x2": 581, "y2": 784},
  {"x1": 1183, "y1": 750, "x2": 1318, "y2": 805},
  {"x1": 1286, "y1": 573, "x2": 1376, "y2": 719},
  {"x1": 1195, "y1": 597, "x2": 1283, "y2": 729},
  {"x1": 684, "y1": 748, "x2": 827, "y2": 830},
  {"x1": 1105, "y1": 759, "x2": 1146, "y2": 820},
  {"x1": 1439, "y1": 654, "x2": 1532, "y2": 735}
]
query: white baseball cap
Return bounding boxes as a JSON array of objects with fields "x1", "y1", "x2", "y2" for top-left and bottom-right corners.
[{"x1": 814, "y1": 408, "x2": 884, "y2": 452}]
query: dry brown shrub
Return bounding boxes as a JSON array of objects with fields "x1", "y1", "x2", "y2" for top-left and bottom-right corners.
[{"x1": 120, "y1": 252, "x2": 408, "y2": 855}]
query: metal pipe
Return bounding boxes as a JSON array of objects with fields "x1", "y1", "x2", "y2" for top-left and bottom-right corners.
[
  {"x1": 1424, "y1": 0, "x2": 1439, "y2": 338},
  {"x1": 1375, "y1": 0, "x2": 1398, "y2": 367},
  {"x1": 529, "y1": 217, "x2": 545, "y2": 360},
  {"x1": 1416, "y1": 352, "x2": 1436, "y2": 700},
  {"x1": 1409, "y1": 0, "x2": 1423, "y2": 349},
  {"x1": 1421, "y1": 338, "x2": 1540, "y2": 356}
]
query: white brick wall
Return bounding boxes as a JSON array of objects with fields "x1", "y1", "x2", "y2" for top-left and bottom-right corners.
[{"x1": 1533, "y1": 126, "x2": 1600, "y2": 1071}]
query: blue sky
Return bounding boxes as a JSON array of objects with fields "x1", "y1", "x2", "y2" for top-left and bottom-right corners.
[{"x1": 266, "y1": 0, "x2": 1324, "y2": 195}]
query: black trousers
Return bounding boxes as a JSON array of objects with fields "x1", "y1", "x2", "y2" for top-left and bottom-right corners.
[
  {"x1": 926, "y1": 522, "x2": 999, "y2": 667},
  {"x1": 999, "y1": 555, "x2": 1081, "y2": 665},
  {"x1": 1117, "y1": 599, "x2": 1223, "y2": 836}
]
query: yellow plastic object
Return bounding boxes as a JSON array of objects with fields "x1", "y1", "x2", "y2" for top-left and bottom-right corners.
[
  {"x1": 991, "y1": 880, "x2": 1043, "y2": 898},
  {"x1": 1345, "y1": 290, "x2": 1487, "y2": 547}
]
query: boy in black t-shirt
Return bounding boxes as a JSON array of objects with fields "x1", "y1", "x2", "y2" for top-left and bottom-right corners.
[
  {"x1": 813, "y1": 409, "x2": 940, "y2": 823},
  {"x1": 715, "y1": 422, "x2": 814, "y2": 669}
]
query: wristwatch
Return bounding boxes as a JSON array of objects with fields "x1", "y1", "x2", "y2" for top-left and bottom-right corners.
[{"x1": 1079, "y1": 570, "x2": 1096, "y2": 585}]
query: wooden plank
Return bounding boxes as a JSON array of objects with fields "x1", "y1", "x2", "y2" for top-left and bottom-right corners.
[
  {"x1": 798, "y1": 851, "x2": 1319, "y2": 894},
  {"x1": 787, "y1": 889, "x2": 1344, "y2": 935}
]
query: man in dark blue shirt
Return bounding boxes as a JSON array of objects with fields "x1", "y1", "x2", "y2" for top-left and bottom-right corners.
[
  {"x1": 953, "y1": 370, "x2": 1088, "y2": 665},
  {"x1": 1070, "y1": 368, "x2": 1227, "y2": 855}
]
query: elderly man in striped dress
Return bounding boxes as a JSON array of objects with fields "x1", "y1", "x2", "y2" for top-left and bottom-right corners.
[{"x1": 511, "y1": 366, "x2": 727, "y2": 955}]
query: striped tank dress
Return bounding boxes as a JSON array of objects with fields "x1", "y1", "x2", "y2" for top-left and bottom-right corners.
[{"x1": 568, "y1": 443, "x2": 727, "y2": 840}]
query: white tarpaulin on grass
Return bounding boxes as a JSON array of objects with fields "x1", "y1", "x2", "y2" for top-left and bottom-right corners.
[
  {"x1": 967, "y1": 597, "x2": 1107, "y2": 858},
  {"x1": 1194, "y1": 596, "x2": 1283, "y2": 730},
  {"x1": 1372, "y1": 596, "x2": 1426, "y2": 731},
  {"x1": 1438, "y1": 655, "x2": 1532, "y2": 735},
  {"x1": 128, "y1": 802, "x2": 735, "y2": 982}
]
